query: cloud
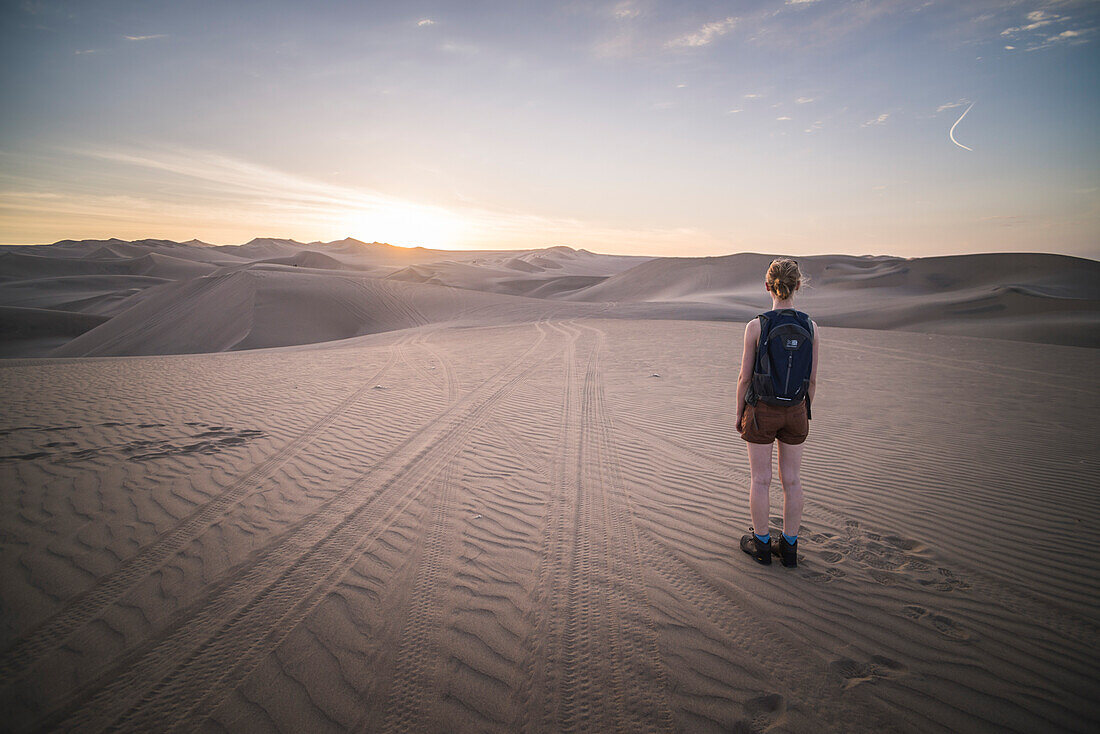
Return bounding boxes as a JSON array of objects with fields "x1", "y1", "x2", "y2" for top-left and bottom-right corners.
[
  {"x1": 1001, "y1": 10, "x2": 1059, "y2": 36},
  {"x1": 786, "y1": 0, "x2": 821, "y2": 4},
  {"x1": 666, "y1": 17, "x2": 737, "y2": 48},
  {"x1": 743, "y1": 93, "x2": 763, "y2": 99},
  {"x1": 613, "y1": 2, "x2": 640, "y2": 20},
  {"x1": 43, "y1": 146, "x2": 723, "y2": 254},
  {"x1": 936, "y1": 100, "x2": 968, "y2": 113},
  {"x1": 795, "y1": 96, "x2": 815, "y2": 104},
  {"x1": 777, "y1": 116, "x2": 792, "y2": 121},
  {"x1": 861, "y1": 113, "x2": 890, "y2": 127},
  {"x1": 124, "y1": 34, "x2": 167, "y2": 41},
  {"x1": 74, "y1": 49, "x2": 97, "y2": 55},
  {"x1": 417, "y1": 18, "x2": 434, "y2": 26},
  {"x1": 999, "y1": 7, "x2": 1092, "y2": 51}
]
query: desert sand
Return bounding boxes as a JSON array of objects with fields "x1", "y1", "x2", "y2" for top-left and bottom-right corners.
[{"x1": 0, "y1": 239, "x2": 1098, "y2": 732}]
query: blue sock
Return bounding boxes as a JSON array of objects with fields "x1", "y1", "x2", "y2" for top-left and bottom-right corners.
[
  {"x1": 755, "y1": 532, "x2": 771, "y2": 544},
  {"x1": 782, "y1": 532, "x2": 797, "y2": 545}
]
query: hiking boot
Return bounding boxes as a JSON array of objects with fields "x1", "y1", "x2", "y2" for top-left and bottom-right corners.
[
  {"x1": 772, "y1": 535, "x2": 797, "y2": 567},
  {"x1": 740, "y1": 530, "x2": 772, "y2": 565}
]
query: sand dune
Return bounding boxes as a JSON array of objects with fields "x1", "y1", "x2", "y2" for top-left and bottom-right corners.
[
  {"x1": 46, "y1": 265, "x2": 611, "y2": 357},
  {"x1": 0, "y1": 318, "x2": 1095, "y2": 732},
  {"x1": 0, "y1": 274, "x2": 170, "y2": 315},
  {"x1": 564, "y1": 251, "x2": 1100, "y2": 345},
  {"x1": 0, "y1": 306, "x2": 109, "y2": 357},
  {"x1": 2, "y1": 239, "x2": 1096, "y2": 358},
  {"x1": 385, "y1": 246, "x2": 646, "y2": 299}
]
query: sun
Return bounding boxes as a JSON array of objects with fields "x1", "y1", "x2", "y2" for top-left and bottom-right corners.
[{"x1": 340, "y1": 201, "x2": 467, "y2": 250}]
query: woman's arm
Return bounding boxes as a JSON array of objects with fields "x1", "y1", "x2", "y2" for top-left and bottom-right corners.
[
  {"x1": 736, "y1": 319, "x2": 759, "y2": 426},
  {"x1": 809, "y1": 320, "x2": 819, "y2": 405}
]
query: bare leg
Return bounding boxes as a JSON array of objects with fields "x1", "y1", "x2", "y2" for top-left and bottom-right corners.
[
  {"x1": 746, "y1": 442, "x2": 773, "y2": 534},
  {"x1": 776, "y1": 440, "x2": 805, "y2": 537}
]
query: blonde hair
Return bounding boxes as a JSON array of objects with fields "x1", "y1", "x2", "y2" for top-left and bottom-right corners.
[{"x1": 766, "y1": 258, "x2": 803, "y2": 301}]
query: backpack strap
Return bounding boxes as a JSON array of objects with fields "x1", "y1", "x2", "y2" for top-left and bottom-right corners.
[
  {"x1": 805, "y1": 315, "x2": 814, "y2": 419},
  {"x1": 746, "y1": 314, "x2": 769, "y2": 405}
]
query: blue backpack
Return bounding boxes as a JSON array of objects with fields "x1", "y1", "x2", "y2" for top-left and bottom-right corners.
[{"x1": 747, "y1": 308, "x2": 814, "y2": 419}]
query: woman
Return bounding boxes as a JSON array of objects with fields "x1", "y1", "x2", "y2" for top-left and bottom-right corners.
[{"x1": 736, "y1": 258, "x2": 819, "y2": 567}]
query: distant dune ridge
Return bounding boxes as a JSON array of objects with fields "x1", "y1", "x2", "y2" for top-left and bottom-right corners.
[{"x1": 0, "y1": 238, "x2": 1096, "y2": 357}]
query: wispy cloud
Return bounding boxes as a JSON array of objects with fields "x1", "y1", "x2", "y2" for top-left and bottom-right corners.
[
  {"x1": 795, "y1": 96, "x2": 815, "y2": 104},
  {"x1": 1000, "y1": 7, "x2": 1093, "y2": 51},
  {"x1": 417, "y1": 18, "x2": 434, "y2": 27},
  {"x1": 776, "y1": 116, "x2": 792, "y2": 121},
  {"x1": 613, "y1": 1, "x2": 640, "y2": 20},
  {"x1": 1001, "y1": 10, "x2": 1060, "y2": 36},
  {"x1": 124, "y1": 34, "x2": 167, "y2": 41},
  {"x1": 666, "y1": 17, "x2": 737, "y2": 49},
  {"x1": 21, "y1": 146, "x2": 721, "y2": 253},
  {"x1": 74, "y1": 49, "x2": 97, "y2": 55},
  {"x1": 936, "y1": 100, "x2": 969, "y2": 113},
  {"x1": 861, "y1": 113, "x2": 890, "y2": 127}
]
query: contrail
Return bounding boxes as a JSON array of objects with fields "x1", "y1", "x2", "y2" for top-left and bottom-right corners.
[{"x1": 949, "y1": 102, "x2": 974, "y2": 151}]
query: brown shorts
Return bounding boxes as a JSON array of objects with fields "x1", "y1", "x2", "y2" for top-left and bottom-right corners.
[{"x1": 739, "y1": 400, "x2": 809, "y2": 445}]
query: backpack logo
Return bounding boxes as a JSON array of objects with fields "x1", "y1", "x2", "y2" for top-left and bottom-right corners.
[{"x1": 785, "y1": 338, "x2": 799, "y2": 349}]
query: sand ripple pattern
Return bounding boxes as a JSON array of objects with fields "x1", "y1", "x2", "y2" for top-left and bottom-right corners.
[{"x1": 1, "y1": 318, "x2": 1097, "y2": 733}]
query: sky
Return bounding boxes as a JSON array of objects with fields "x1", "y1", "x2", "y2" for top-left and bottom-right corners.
[{"x1": 1, "y1": 0, "x2": 1098, "y2": 258}]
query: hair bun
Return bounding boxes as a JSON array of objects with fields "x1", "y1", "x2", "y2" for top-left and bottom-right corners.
[{"x1": 766, "y1": 258, "x2": 803, "y2": 300}]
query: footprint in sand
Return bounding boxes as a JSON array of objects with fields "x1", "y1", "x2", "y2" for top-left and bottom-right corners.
[
  {"x1": 867, "y1": 568, "x2": 904, "y2": 586},
  {"x1": 828, "y1": 656, "x2": 909, "y2": 690},
  {"x1": 916, "y1": 567, "x2": 972, "y2": 593},
  {"x1": 822, "y1": 521, "x2": 977, "y2": 595},
  {"x1": 738, "y1": 692, "x2": 786, "y2": 732},
  {"x1": 901, "y1": 605, "x2": 974, "y2": 643},
  {"x1": 804, "y1": 567, "x2": 846, "y2": 584},
  {"x1": 819, "y1": 549, "x2": 845, "y2": 564}
]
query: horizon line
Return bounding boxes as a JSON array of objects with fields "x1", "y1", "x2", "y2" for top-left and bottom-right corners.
[{"x1": 2, "y1": 237, "x2": 1097, "y2": 262}]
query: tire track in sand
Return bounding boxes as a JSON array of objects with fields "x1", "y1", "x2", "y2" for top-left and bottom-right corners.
[
  {"x1": 0, "y1": 336, "x2": 409, "y2": 685},
  {"x1": 517, "y1": 320, "x2": 675, "y2": 733},
  {"x1": 374, "y1": 458, "x2": 460, "y2": 733},
  {"x1": 42, "y1": 320, "x2": 554, "y2": 733},
  {"x1": 510, "y1": 320, "x2": 581, "y2": 732}
]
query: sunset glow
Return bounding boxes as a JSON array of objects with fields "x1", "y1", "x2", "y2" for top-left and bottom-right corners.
[{"x1": 1, "y1": 1, "x2": 1097, "y2": 257}]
